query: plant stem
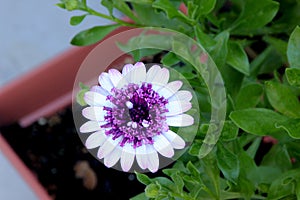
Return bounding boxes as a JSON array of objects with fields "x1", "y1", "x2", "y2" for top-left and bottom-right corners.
[{"x1": 85, "y1": 7, "x2": 142, "y2": 28}]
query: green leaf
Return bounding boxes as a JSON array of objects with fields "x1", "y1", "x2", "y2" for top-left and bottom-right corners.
[
  {"x1": 152, "y1": 0, "x2": 193, "y2": 24},
  {"x1": 276, "y1": 118, "x2": 300, "y2": 139},
  {"x1": 145, "y1": 183, "x2": 159, "y2": 198},
  {"x1": 170, "y1": 173, "x2": 184, "y2": 192},
  {"x1": 118, "y1": 34, "x2": 171, "y2": 53},
  {"x1": 186, "y1": 161, "x2": 201, "y2": 179},
  {"x1": 286, "y1": 68, "x2": 300, "y2": 87},
  {"x1": 110, "y1": 0, "x2": 139, "y2": 22},
  {"x1": 161, "y1": 52, "x2": 180, "y2": 66},
  {"x1": 200, "y1": 153, "x2": 220, "y2": 197},
  {"x1": 194, "y1": 26, "x2": 216, "y2": 51},
  {"x1": 182, "y1": 175, "x2": 204, "y2": 198},
  {"x1": 246, "y1": 137, "x2": 261, "y2": 159},
  {"x1": 268, "y1": 1, "x2": 300, "y2": 34},
  {"x1": 231, "y1": 0, "x2": 279, "y2": 34},
  {"x1": 173, "y1": 63, "x2": 197, "y2": 80},
  {"x1": 135, "y1": 172, "x2": 152, "y2": 185},
  {"x1": 130, "y1": 48, "x2": 162, "y2": 62},
  {"x1": 187, "y1": 0, "x2": 216, "y2": 19},
  {"x1": 261, "y1": 145, "x2": 292, "y2": 172},
  {"x1": 209, "y1": 31, "x2": 229, "y2": 68},
  {"x1": 229, "y1": 108, "x2": 288, "y2": 136},
  {"x1": 250, "y1": 46, "x2": 283, "y2": 76},
  {"x1": 255, "y1": 166, "x2": 281, "y2": 184},
  {"x1": 152, "y1": 177, "x2": 175, "y2": 191},
  {"x1": 265, "y1": 81, "x2": 300, "y2": 118},
  {"x1": 132, "y1": 3, "x2": 191, "y2": 32},
  {"x1": 268, "y1": 169, "x2": 300, "y2": 199},
  {"x1": 287, "y1": 26, "x2": 300, "y2": 68},
  {"x1": 101, "y1": 0, "x2": 114, "y2": 16},
  {"x1": 196, "y1": 0, "x2": 216, "y2": 16},
  {"x1": 189, "y1": 142, "x2": 201, "y2": 156},
  {"x1": 79, "y1": 82, "x2": 89, "y2": 90},
  {"x1": 130, "y1": 193, "x2": 148, "y2": 200},
  {"x1": 226, "y1": 41, "x2": 250, "y2": 75},
  {"x1": 235, "y1": 83, "x2": 263, "y2": 110},
  {"x1": 71, "y1": 24, "x2": 120, "y2": 46},
  {"x1": 56, "y1": 3, "x2": 66, "y2": 9},
  {"x1": 238, "y1": 148, "x2": 257, "y2": 184},
  {"x1": 76, "y1": 82, "x2": 89, "y2": 106},
  {"x1": 65, "y1": 0, "x2": 79, "y2": 11},
  {"x1": 263, "y1": 35, "x2": 288, "y2": 63},
  {"x1": 220, "y1": 121, "x2": 239, "y2": 141},
  {"x1": 216, "y1": 142, "x2": 239, "y2": 184},
  {"x1": 70, "y1": 14, "x2": 87, "y2": 26}
]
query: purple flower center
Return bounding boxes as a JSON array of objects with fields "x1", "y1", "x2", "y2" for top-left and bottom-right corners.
[
  {"x1": 129, "y1": 91, "x2": 150, "y2": 124},
  {"x1": 102, "y1": 83, "x2": 169, "y2": 148}
]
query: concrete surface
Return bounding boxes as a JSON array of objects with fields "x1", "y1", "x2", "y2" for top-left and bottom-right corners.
[{"x1": 0, "y1": 0, "x2": 113, "y2": 86}]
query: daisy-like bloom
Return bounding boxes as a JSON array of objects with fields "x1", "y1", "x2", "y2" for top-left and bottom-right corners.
[{"x1": 80, "y1": 62, "x2": 194, "y2": 172}]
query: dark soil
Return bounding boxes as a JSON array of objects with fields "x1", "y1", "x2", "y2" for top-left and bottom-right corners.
[{"x1": 0, "y1": 108, "x2": 145, "y2": 200}]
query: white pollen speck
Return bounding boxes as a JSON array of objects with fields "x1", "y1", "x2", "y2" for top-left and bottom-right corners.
[
  {"x1": 132, "y1": 122, "x2": 137, "y2": 128},
  {"x1": 142, "y1": 120, "x2": 149, "y2": 127},
  {"x1": 126, "y1": 101, "x2": 133, "y2": 109},
  {"x1": 127, "y1": 121, "x2": 132, "y2": 126}
]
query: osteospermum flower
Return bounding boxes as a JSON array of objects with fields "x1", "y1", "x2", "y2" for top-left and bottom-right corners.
[{"x1": 80, "y1": 62, "x2": 194, "y2": 172}]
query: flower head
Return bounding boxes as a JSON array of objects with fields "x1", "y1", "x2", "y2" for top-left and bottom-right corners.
[{"x1": 80, "y1": 62, "x2": 194, "y2": 172}]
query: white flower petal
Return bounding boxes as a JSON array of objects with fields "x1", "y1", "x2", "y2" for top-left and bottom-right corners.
[
  {"x1": 168, "y1": 90, "x2": 193, "y2": 102},
  {"x1": 163, "y1": 130, "x2": 185, "y2": 149},
  {"x1": 85, "y1": 130, "x2": 107, "y2": 149},
  {"x1": 122, "y1": 64, "x2": 134, "y2": 75},
  {"x1": 153, "y1": 134, "x2": 174, "y2": 158},
  {"x1": 82, "y1": 106, "x2": 106, "y2": 121},
  {"x1": 121, "y1": 143, "x2": 135, "y2": 172},
  {"x1": 104, "y1": 146, "x2": 122, "y2": 168},
  {"x1": 146, "y1": 65, "x2": 161, "y2": 82},
  {"x1": 157, "y1": 81, "x2": 183, "y2": 99},
  {"x1": 166, "y1": 101, "x2": 192, "y2": 116},
  {"x1": 108, "y1": 69, "x2": 128, "y2": 88},
  {"x1": 166, "y1": 114, "x2": 194, "y2": 127},
  {"x1": 134, "y1": 62, "x2": 145, "y2": 68},
  {"x1": 84, "y1": 91, "x2": 109, "y2": 107},
  {"x1": 97, "y1": 136, "x2": 121, "y2": 159},
  {"x1": 128, "y1": 62, "x2": 146, "y2": 84},
  {"x1": 98, "y1": 72, "x2": 114, "y2": 93},
  {"x1": 90, "y1": 86, "x2": 110, "y2": 96},
  {"x1": 80, "y1": 121, "x2": 103, "y2": 133},
  {"x1": 136, "y1": 145, "x2": 148, "y2": 170},
  {"x1": 146, "y1": 65, "x2": 170, "y2": 91},
  {"x1": 145, "y1": 144, "x2": 159, "y2": 173},
  {"x1": 152, "y1": 68, "x2": 170, "y2": 86}
]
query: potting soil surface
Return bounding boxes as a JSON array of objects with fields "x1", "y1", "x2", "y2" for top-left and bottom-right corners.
[{"x1": 0, "y1": 108, "x2": 145, "y2": 200}]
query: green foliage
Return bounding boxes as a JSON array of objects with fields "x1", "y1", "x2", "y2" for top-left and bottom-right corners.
[
  {"x1": 76, "y1": 82, "x2": 89, "y2": 106},
  {"x1": 286, "y1": 68, "x2": 300, "y2": 87},
  {"x1": 287, "y1": 26, "x2": 300, "y2": 68},
  {"x1": 71, "y1": 24, "x2": 120, "y2": 46},
  {"x1": 235, "y1": 83, "x2": 263, "y2": 110},
  {"x1": 265, "y1": 81, "x2": 300, "y2": 118},
  {"x1": 230, "y1": 108, "x2": 288, "y2": 136},
  {"x1": 70, "y1": 14, "x2": 87, "y2": 26},
  {"x1": 59, "y1": 0, "x2": 300, "y2": 199}
]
